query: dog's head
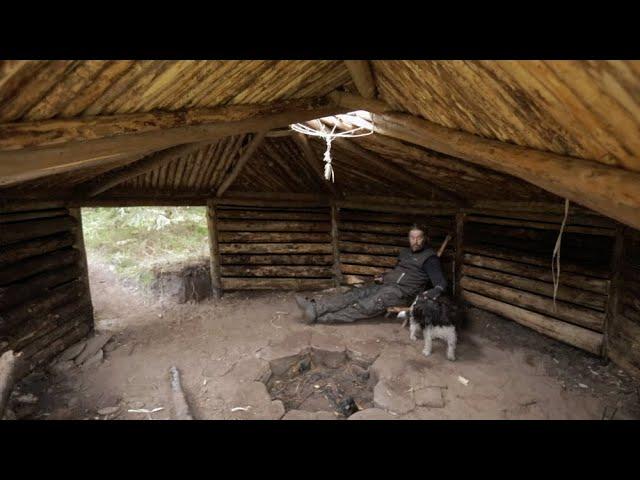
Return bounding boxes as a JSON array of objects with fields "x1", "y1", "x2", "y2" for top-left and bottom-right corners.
[{"x1": 411, "y1": 294, "x2": 459, "y2": 327}]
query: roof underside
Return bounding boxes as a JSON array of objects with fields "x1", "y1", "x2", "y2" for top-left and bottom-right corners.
[{"x1": 0, "y1": 60, "x2": 638, "y2": 210}]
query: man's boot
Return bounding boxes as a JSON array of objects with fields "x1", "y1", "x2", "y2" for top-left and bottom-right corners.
[{"x1": 294, "y1": 295, "x2": 317, "y2": 324}]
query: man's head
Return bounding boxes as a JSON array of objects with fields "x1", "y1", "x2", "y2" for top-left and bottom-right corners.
[{"x1": 408, "y1": 224, "x2": 427, "y2": 252}]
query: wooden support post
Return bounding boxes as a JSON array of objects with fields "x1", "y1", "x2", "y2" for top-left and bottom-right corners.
[
  {"x1": 454, "y1": 212, "x2": 466, "y2": 300},
  {"x1": 206, "y1": 200, "x2": 222, "y2": 299},
  {"x1": 330, "y1": 202, "x2": 342, "y2": 287},
  {"x1": 67, "y1": 207, "x2": 94, "y2": 330},
  {"x1": 603, "y1": 224, "x2": 627, "y2": 358}
]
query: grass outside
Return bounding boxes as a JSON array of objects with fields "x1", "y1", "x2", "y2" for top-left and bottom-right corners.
[{"x1": 82, "y1": 207, "x2": 209, "y2": 288}]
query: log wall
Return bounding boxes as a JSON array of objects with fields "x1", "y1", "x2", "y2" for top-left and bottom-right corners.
[
  {"x1": 0, "y1": 202, "x2": 93, "y2": 375},
  {"x1": 606, "y1": 228, "x2": 640, "y2": 376},
  {"x1": 216, "y1": 202, "x2": 335, "y2": 291},
  {"x1": 459, "y1": 208, "x2": 617, "y2": 355}
]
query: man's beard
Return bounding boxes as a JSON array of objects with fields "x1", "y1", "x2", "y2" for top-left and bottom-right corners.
[{"x1": 411, "y1": 244, "x2": 424, "y2": 252}]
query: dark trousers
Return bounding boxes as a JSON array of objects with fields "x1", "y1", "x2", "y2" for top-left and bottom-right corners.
[{"x1": 314, "y1": 284, "x2": 408, "y2": 323}]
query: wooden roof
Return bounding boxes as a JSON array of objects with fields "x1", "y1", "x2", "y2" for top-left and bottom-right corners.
[{"x1": 0, "y1": 60, "x2": 638, "y2": 228}]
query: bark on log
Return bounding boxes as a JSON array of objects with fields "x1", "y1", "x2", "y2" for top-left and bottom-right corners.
[
  {"x1": 462, "y1": 265, "x2": 607, "y2": 310},
  {"x1": 0, "y1": 232, "x2": 75, "y2": 265},
  {"x1": 216, "y1": 210, "x2": 330, "y2": 221},
  {"x1": 217, "y1": 221, "x2": 331, "y2": 232},
  {"x1": 465, "y1": 215, "x2": 616, "y2": 236},
  {"x1": 0, "y1": 208, "x2": 68, "y2": 224},
  {"x1": 0, "y1": 216, "x2": 76, "y2": 246},
  {"x1": 460, "y1": 208, "x2": 617, "y2": 228},
  {"x1": 220, "y1": 265, "x2": 333, "y2": 278},
  {"x1": 219, "y1": 243, "x2": 332, "y2": 255},
  {"x1": 221, "y1": 278, "x2": 334, "y2": 291},
  {"x1": 0, "y1": 248, "x2": 79, "y2": 286},
  {"x1": 338, "y1": 253, "x2": 398, "y2": 267},
  {"x1": 18, "y1": 313, "x2": 92, "y2": 361},
  {"x1": 344, "y1": 61, "x2": 377, "y2": 99},
  {"x1": 338, "y1": 232, "x2": 408, "y2": 247},
  {"x1": 338, "y1": 241, "x2": 402, "y2": 256},
  {"x1": 220, "y1": 254, "x2": 333, "y2": 266},
  {"x1": 341, "y1": 264, "x2": 388, "y2": 276},
  {"x1": 462, "y1": 291, "x2": 602, "y2": 355},
  {"x1": 218, "y1": 232, "x2": 332, "y2": 243},
  {"x1": 340, "y1": 221, "x2": 448, "y2": 236},
  {"x1": 216, "y1": 131, "x2": 267, "y2": 198},
  {"x1": 341, "y1": 274, "x2": 369, "y2": 285},
  {"x1": 460, "y1": 276, "x2": 605, "y2": 332}
]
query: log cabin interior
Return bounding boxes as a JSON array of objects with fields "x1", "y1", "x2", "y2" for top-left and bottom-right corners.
[{"x1": 0, "y1": 60, "x2": 639, "y2": 420}]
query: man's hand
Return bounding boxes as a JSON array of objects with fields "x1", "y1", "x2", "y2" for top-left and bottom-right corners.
[
  {"x1": 423, "y1": 286, "x2": 444, "y2": 300},
  {"x1": 374, "y1": 274, "x2": 384, "y2": 284}
]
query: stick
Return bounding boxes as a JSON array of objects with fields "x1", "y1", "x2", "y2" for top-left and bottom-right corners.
[{"x1": 169, "y1": 366, "x2": 193, "y2": 420}]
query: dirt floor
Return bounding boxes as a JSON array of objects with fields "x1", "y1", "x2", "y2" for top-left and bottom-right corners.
[{"x1": 7, "y1": 259, "x2": 640, "y2": 420}]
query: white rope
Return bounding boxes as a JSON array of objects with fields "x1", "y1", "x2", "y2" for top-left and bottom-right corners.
[
  {"x1": 551, "y1": 199, "x2": 570, "y2": 310},
  {"x1": 290, "y1": 120, "x2": 373, "y2": 182}
]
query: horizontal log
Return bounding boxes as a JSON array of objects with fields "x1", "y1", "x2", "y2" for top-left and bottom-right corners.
[
  {"x1": 460, "y1": 277, "x2": 604, "y2": 332},
  {"x1": 218, "y1": 232, "x2": 332, "y2": 243},
  {"x1": 339, "y1": 232, "x2": 407, "y2": 247},
  {"x1": 220, "y1": 265, "x2": 333, "y2": 278},
  {"x1": 340, "y1": 221, "x2": 449, "y2": 236},
  {"x1": 0, "y1": 280, "x2": 85, "y2": 331},
  {"x1": 339, "y1": 253, "x2": 398, "y2": 268},
  {"x1": 341, "y1": 194, "x2": 457, "y2": 210},
  {"x1": 0, "y1": 248, "x2": 79, "y2": 286},
  {"x1": 619, "y1": 306, "x2": 640, "y2": 324},
  {"x1": 18, "y1": 313, "x2": 92, "y2": 360},
  {"x1": 0, "y1": 232, "x2": 75, "y2": 265},
  {"x1": 461, "y1": 265, "x2": 606, "y2": 311},
  {"x1": 338, "y1": 241, "x2": 402, "y2": 256},
  {"x1": 341, "y1": 275, "x2": 369, "y2": 285},
  {"x1": 0, "y1": 97, "x2": 347, "y2": 187},
  {"x1": 219, "y1": 243, "x2": 333, "y2": 255},
  {"x1": 339, "y1": 210, "x2": 453, "y2": 227},
  {"x1": 0, "y1": 215, "x2": 76, "y2": 246},
  {"x1": 220, "y1": 255, "x2": 334, "y2": 266},
  {"x1": 0, "y1": 208, "x2": 68, "y2": 224},
  {"x1": 221, "y1": 278, "x2": 334, "y2": 291},
  {"x1": 465, "y1": 215, "x2": 616, "y2": 236},
  {"x1": 0, "y1": 200, "x2": 67, "y2": 213},
  {"x1": 341, "y1": 264, "x2": 388, "y2": 276},
  {"x1": 216, "y1": 210, "x2": 330, "y2": 221},
  {"x1": 217, "y1": 221, "x2": 331, "y2": 232},
  {"x1": 463, "y1": 254, "x2": 609, "y2": 295},
  {"x1": 463, "y1": 209, "x2": 617, "y2": 228},
  {"x1": 462, "y1": 291, "x2": 602, "y2": 355},
  {"x1": 464, "y1": 245, "x2": 612, "y2": 279},
  {"x1": 0, "y1": 265, "x2": 81, "y2": 311},
  {"x1": 335, "y1": 200, "x2": 457, "y2": 216}
]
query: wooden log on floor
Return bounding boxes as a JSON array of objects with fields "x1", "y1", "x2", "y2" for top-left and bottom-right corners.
[
  {"x1": 169, "y1": 366, "x2": 193, "y2": 420},
  {"x1": 0, "y1": 350, "x2": 22, "y2": 418},
  {"x1": 0, "y1": 216, "x2": 76, "y2": 246},
  {"x1": 216, "y1": 210, "x2": 330, "y2": 221},
  {"x1": 460, "y1": 276, "x2": 605, "y2": 332},
  {"x1": 341, "y1": 264, "x2": 388, "y2": 276},
  {"x1": 0, "y1": 232, "x2": 75, "y2": 265},
  {"x1": 0, "y1": 248, "x2": 79, "y2": 286},
  {"x1": 339, "y1": 253, "x2": 398, "y2": 268},
  {"x1": 464, "y1": 245, "x2": 612, "y2": 279},
  {"x1": 220, "y1": 265, "x2": 333, "y2": 278},
  {"x1": 0, "y1": 280, "x2": 84, "y2": 331},
  {"x1": 220, "y1": 254, "x2": 334, "y2": 266},
  {"x1": 217, "y1": 220, "x2": 331, "y2": 232},
  {"x1": 338, "y1": 241, "x2": 401, "y2": 256},
  {"x1": 221, "y1": 278, "x2": 334, "y2": 291},
  {"x1": 0, "y1": 208, "x2": 68, "y2": 224},
  {"x1": 218, "y1": 232, "x2": 332, "y2": 243},
  {"x1": 462, "y1": 291, "x2": 602, "y2": 355},
  {"x1": 461, "y1": 265, "x2": 606, "y2": 310},
  {"x1": 0, "y1": 265, "x2": 81, "y2": 311},
  {"x1": 219, "y1": 243, "x2": 333, "y2": 255}
]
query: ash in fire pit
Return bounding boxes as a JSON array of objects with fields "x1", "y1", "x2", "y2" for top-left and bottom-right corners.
[{"x1": 266, "y1": 356, "x2": 374, "y2": 418}]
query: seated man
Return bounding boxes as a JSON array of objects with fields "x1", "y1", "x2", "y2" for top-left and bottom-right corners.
[{"x1": 295, "y1": 224, "x2": 447, "y2": 324}]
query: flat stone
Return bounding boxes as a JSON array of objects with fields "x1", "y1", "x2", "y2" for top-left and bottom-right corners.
[
  {"x1": 98, "y1": 406, "x2": 120, "y2": 416},
  {"x1": 226, "y1": 358, "x2": 272, "y2": 384},
  {"x1": 311, "y1": 333, "x2": 346, "y2": 368},
  {"x1": 81, "y1": 349, "x2": 104, "y2": 369},
  {"x1": 282, "y1": 410, "x2": 337, "y2": 420},
  {"x1": 346, "y1": 339, "x2": 384, "y2": 366},
  {"x1": 348, "y1": 408, "x2": 396, "y2": 420},
  {"x1": 75, "y1": 333, "x2": 112, "y2": 365},
  {"x1": 49, "y1": 360, "x2": 76, "y2": 375},
  {"x1": 369, "y1": 345, "x2": 444, "y2": 389},
  {"x1": 414, "y1": 386, "x2": 445, "y2": 408},
  {"x1": 227, "y1": 381, "x2": 285, "y2": 420},
  {"x1": 256, "y1": 346, "x2": 310, "y2": 377},
  {"x1": 373, "y1": 378, "x2": 416, "y2": 415},
  {"x1": 128, "y1": 401, "x2": 145, "y2": 409},
  {"x1": 57, "y1": 340, "x2": 87, "y2": 362},
  {"x1": 103, "y1": 339, "x2": 120, "y2": 353}
]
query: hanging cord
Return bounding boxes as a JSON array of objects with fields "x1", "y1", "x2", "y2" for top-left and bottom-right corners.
[
  {"x1": 290, "y1": 119, "x2": 374, "y2": 182},
  {"x1": 551, "y1": 199, "x2": 570, "y2": 310}
]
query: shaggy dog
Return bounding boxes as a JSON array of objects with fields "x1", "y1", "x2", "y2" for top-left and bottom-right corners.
[{"x1": 399, "y1": 293, "x2": 459, "y2": 361}]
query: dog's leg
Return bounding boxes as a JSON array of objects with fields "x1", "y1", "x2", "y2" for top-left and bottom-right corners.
[
  {"x1": 422, "y1": 326, "x2": 433, "y2": 357},
  {"x1": 409, "y1": 318, "x2": 422, "y2": 341},
  {"x1": 446, "y1": 328, "x2": 457, "y2": 361}
]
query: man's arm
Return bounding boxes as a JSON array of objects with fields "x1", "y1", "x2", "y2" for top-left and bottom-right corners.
[{"x1": 423, "y1": 256, "x2": 447, "y2": 298}]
